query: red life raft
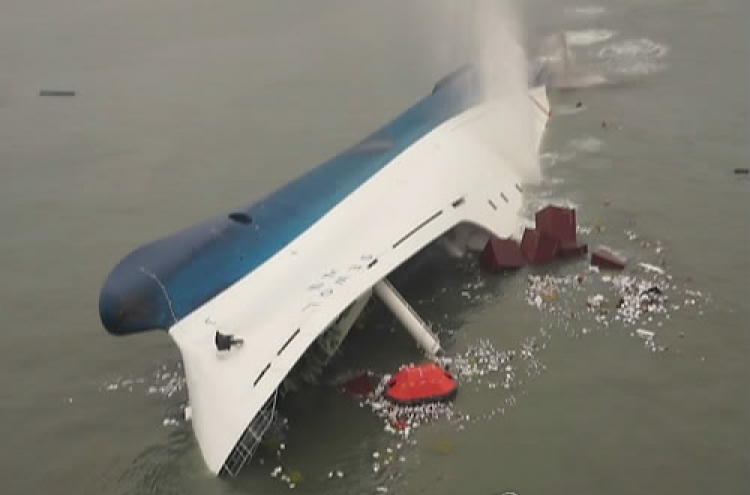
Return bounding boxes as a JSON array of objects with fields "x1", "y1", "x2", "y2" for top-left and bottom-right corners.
[{"x1": 384, "y1": 362, "x2": 458, "y2": 405}]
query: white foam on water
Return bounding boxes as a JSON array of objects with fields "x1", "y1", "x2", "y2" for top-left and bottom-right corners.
[
  {"x1": 556, "y1": 149, "x2": 578, "y2": 163},
  {"x1": 566, "y1": 29, "x2": 616, "y2": 46},
  {"x1": 565, "y1": 5, "x2": 607, "y2": 18},
  {"x1": 543, "y1": 136, "x2": 603, "y2": 168},
  {"x1": 540, "y1": 152, "x2": 560, "y2": 169},
  {"x1": 570, "y1": 136, "x2": 604, "y2": 154},
  {"x1": 596, "y1": 38, "x2": 670, "y2": 75},
  {"x1": 599, "y1": 38, "x2": 669, "y2": 59},
  {"x1": 100, "y1": 364, "x2": 186, "y2": 399}
]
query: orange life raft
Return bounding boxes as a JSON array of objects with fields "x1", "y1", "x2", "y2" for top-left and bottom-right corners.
[{"x1": 384, "y1": 362, "x2": 458, "y2": 405}]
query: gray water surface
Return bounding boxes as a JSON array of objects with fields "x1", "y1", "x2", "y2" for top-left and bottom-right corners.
[{"x1": 1, "y1": 1, "x2": 748, "y2": 494}]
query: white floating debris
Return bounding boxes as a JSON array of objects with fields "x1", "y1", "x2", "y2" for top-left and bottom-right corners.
[
  {"x1": 102, "y1": 364, "x2": 186, "y2": 401},
  {"x1": 587, "y1": 294, "x2": 605, "y2": 308},
  {"x1": 522, "y1": 233, "x2": 709, "y2": 349},
  {"x1": 635, "y1": 328, "x2": 654, "y2": 340},
  {"x1": 329, "y1": 232, "x2": 711, "y2": 466},
  {"x1": 639, "y1": 262, "x2": 665, "y2": 274}
]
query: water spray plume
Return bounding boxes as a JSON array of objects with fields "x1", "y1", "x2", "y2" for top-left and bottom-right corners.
[{"x1": 453, "y1": 0, "x2": 542, "y2": 183}]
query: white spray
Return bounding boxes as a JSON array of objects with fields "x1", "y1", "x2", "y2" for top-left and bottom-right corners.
[
  {"x1": 420, "y1": 0, "x2": 542, "y2": 182},
  {"x1": 474, "y1": 0, "x2": 541, "y2": 184}
]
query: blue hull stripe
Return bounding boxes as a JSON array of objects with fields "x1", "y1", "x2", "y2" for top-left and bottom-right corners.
[{"x1": 99, "y1": 67, "x2": 483, "y2": 334}]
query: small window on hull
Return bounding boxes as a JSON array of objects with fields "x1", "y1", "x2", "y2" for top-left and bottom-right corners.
[{"x1": 228, "y1": 212, "x2": 252, "y2": 225}]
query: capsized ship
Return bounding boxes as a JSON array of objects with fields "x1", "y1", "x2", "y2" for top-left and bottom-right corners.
[{"x1": 99, "y1": 56, "x2": 559, "y2": 477}]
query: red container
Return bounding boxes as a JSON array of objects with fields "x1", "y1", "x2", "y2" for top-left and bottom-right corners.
[
  {"x1": 521, "y1": 228, "x2": 560, "y2": 264},
  {"x1": 560, "y1": 240, "x2": 589, "y2": 258},
  {"x1": 535, "y1": 205, "x2": 578, "y2": 245},
  {"x1": 480, "y1": 237, "x2": 526, "y2": 272},
  {"x1": 591, "y1": 249, "x2": 626, "y2": 270}
]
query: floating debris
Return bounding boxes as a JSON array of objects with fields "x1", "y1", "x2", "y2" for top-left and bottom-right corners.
[
  {"x1": 635, "y1": 328, "x2": 655, "y2": 339},
  {"x1": 480, "y1": 237, "x2": 526, "y2": 272},
  {"x1": 101, "y1": 221, "x2": 710, "y2": 490},
  {"x1": 100, "y1": 363, "x2": 186, "y2": 398},
  {"x1": 591, "y1": 248, "x2": 627, "y2": 270},
  {"x1": 268, "y1": 465, "x2": 303, "y2": 489},
  {"x1": 339, "y1": 336, "x2": 540, "y2": 444},
  {"x1": 431, "y1": 441, "x2": 454, "y2": 454},
  {"x1": 327, "y1": 469, "x2": 345, "y2": 479},
  {"x1": 524, "y1": 241, "x2": 709, "y2": 349},
  {"x1": 639, "y1": 262, "x2": 665, "y2": 274},
  {"x1": 521, "y1": 227, "x2": 560, "y2": 264},
  {"x1": 587, "y1": 293, "x2": 606, "y2": 309},
  {"x1": 481, "y1": 205, "x2": 588, "y2": 272}
]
